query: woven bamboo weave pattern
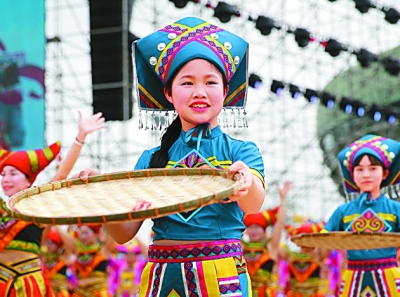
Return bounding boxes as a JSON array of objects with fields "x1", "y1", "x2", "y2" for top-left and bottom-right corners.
[
  {"x1": 291, "y1": 232, "x2": 400, "y2": 250},
  {"x1": 7, "y1": 168, "x2": 241, "y2": 225}
]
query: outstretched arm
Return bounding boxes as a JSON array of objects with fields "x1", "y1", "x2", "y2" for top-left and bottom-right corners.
[
  {"x1": 51, "y1": 112, "x2": 106, "y2": 182},
  {"x1": 71, "y1": 168, "x2": 144, "y2": 244},
  {"x1": 228, "y1": 161, "x2": 265, "y2": 214},
  {"x1": 268, "y1": 181, "x2": 291, "y2": 260},
  {"x1": 55, "y1": 225, "x2": 77, "y2": 254},
  {"x1": 103, "y1": 221, "x2": 144, "y2": 245}
]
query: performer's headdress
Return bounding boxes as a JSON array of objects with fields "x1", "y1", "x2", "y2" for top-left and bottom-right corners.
[
  {"x1": 81, "y1": 224, "x2": 102, "y2": 233},
  {"x1": 116, "y1": 239, "x2": 141, "y2": 254},
  {"x1": 46, "y1": 229, "x2": 63, "y2": 247},
  {"x1": 133, "y1": 16, "x2": 249, "y2": 130},
  {"x1": 0, "y1": 142, "x2": 61, "y2": 183},
  {"x1": 244, "y1": 207, "x2": 279, "y2": 229},
  {"x1": 285, "y1": 222, "x2": 325, "y2": 236},
  {"x1": 337, "y1": 134, "x2": 400, "y2": 200}
]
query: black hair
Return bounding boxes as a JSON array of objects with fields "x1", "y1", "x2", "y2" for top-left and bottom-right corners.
[
  {"x1": 352, "y1": 154, "x2": 384, "y2": 172},
  {"x1": 149, "y1": 116, "x2": 182, "y2": 168},
  {"x1": 148, "y1": 59, "x2": 228, "y2": 169}
]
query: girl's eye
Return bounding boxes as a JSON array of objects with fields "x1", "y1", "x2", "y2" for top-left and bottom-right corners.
[
  {"x1": 181, "y1": 81, "x2": 192, "y2": 85},
  {"x1": 207, "y1": 81, "x2": 218, "y2": 85}
]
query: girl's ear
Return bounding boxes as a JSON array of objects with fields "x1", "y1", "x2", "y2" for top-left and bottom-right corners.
[
  {"x1": 382, "y1": 169, "x2": 389, "y2": 180},
  {"x1": 164, "y1": 87, "x2": 173, "y2": 104},
  {"x1": 223, "y1": 85, "x2": 229, "y2": 98}
]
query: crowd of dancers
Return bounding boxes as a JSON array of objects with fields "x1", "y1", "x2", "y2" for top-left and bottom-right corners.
[{"x1": 2, "y1": 15, "x2": 400, "y2": 297}]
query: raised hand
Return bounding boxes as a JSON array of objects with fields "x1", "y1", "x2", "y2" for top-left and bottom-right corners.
[
  {"x1": 77, "y1": 111, "x2": 106, "y2": 139},
  {"x1": 277, "y1": 181, "x2": 291, "y2": 202}
]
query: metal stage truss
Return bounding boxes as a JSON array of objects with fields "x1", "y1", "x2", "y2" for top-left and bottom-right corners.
[{"x1": 43, "y1": 0, "x2": 400, "y2": 222}]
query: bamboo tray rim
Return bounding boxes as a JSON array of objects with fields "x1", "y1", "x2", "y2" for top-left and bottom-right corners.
[{"x1": 7, "y1": 168, "x2": 242, "y2": 225}]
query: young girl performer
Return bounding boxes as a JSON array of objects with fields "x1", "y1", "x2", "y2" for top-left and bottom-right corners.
[
  {"x1": 242, "y1": 181, "x2": 290, "y2": 296},
  {"x1": 108, "y1": 238, "x2": 147, "y2": 297},
  {"x1": 322, "y1": 134, "x2": 400, "y2": 296},
  {"x1": 42, "y1": 227, "x2": 76, "y2": 297},
  {"x1": 76, "y1": 16, "x2": 265, "y2": 296},
  {"x1": 0, "y1": 142, "x2": 61, "y2": 297},
  {"x1": 70, "y1": 224, "x2": 115, "y2": 297},
  {"x1": 0, "y1": 112, "x2": 105, "y2": 296},
  {"x1": 282, "y1": 222, "x2": 326, "y2": 297}
]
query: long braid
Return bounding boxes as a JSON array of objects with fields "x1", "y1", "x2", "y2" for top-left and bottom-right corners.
[{"x1": 149, "y1": 116, "x2": 182, "y2": 168}]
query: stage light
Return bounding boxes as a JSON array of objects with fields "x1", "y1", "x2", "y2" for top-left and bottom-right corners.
[
  {"x1": 213, "y1": 2, "x2": 240, "y2": 23},
  {"x1": 385, "y1": 112, "x2": 398, "y2": 125},
  {"x1": 321, "y1": 92, "x2": 336, "y2": 109},
  {"x1": 322, "y1": 39, "x2": 346, "y2": 57},
  {"x1": 355, "y1": 102, "x2": 367, "y2": 117},
  {"x1": 354, "y1": 49, "x2": 377, "y2": 67},
  {"x1": 376, "y1": 107, "x2": 399, "y2": 124},
  {"x1": 304, "y1": 89, "x2": 318, "y2": 104},
  {"x1": 249, "y1": 73, "x2": 262, "y2": 89},
  {"x1": 381, "y1": 56, "x2": 400, "y2": 76},
  {"x1": 382, "y1": 7, "x2": 400, "y2": 24},
  {"x1": 270, "y1": 80, "x2": 285, "y2": 96},
  {"x1": 293, "y1": 28, "x2": 311, "y2": 48},
  {"x1": 251, "y1": 16, "x2": 280, "y2": 36},
  {"x1": 353, "y1": 0, "x2": 375, "y2": 13},
  {"x1": 169, "y1": 0, "x2": 199, "y2": 8},
  {"x1": 289, "y1": 84, "x2": 301, "y2": 99},
  {"x1": 339, "y1": 97, "x2": 365, "y2": 116},
  {"x1": 340, "y1": 98, "x2": 354, "y2": 114},
  {"x1": 368, "y1": 105, "x2": 382, "y2": 122}
]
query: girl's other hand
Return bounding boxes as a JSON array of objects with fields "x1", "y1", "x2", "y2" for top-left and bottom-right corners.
[
  {"x1": 70, "y1": 168, "x2": 100, "y2": 182},
  {"x1": 227, "y1": 161, "x2": 253, "y2": 202},
  {"x1": 78, "y1": 111, "x2": 107, "y2": 136},
  {"x1": 277, "y1": 181, "x2": 291, "y2": 202}
]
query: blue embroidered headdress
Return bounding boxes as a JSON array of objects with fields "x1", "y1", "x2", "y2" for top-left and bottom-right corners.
[
  {"x1": 132, "y1": 16, "x2": 249, "y2": 130},
  {"x1": 337, "y1": 134, "x2": 400, "y2": 199}
]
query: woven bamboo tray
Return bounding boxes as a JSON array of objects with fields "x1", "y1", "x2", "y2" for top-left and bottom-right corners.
[
  {"x1": 291, "y1": 232, "x2": 400, "y2": 250},
  {"x1": 7, "y1": 168, "x2": 242, "y2": 225}
]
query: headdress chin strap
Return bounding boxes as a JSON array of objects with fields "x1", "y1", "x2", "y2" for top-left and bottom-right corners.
[
  {"x1": 183, "y1": 124, "x2": 212, "y2": 151},
  {"x1": 358, "y1": 191, "x2": 374, "y2": 207}
]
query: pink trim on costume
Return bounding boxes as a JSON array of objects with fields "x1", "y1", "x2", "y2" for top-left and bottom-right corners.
[
  {"x1": 148, "y1": 239, "x2": 242, "y2": 263},
  {"x1": 151, "y1": 239, "x2": 240, "y2": 250},
  {"x1": 218, "y1": 276, "x2": 239, "y2": 283},
  {"x1": 195, "y1": 261, "x2": 209, "y2": 297}
]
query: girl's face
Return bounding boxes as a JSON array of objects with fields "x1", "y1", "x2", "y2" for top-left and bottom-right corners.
[
  {"x1": 1, "y1": 165, "x2": 31, "y2": 197},
  {"x1": 78, "y1": 226, "x2": 97, "y2": 245},
  {"x1": 353, "y1": 155, "x2": 388, "y2": 195},
  {"x1": 246, "y1": 224, "x2": 266, "y2": 242},
  {"x1": 164, "y1": 59, "x2": 228, "y2": 132},
  {"x1": 44, "y1": 239, "x2": 60, "y2": 253}
]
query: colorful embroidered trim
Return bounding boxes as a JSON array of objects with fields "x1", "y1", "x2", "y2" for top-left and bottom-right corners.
[
  {"x1": 4, "y1": 239, "x2": 40, "y2": 254},
  {"x1": 148, "y1": 239, "x2": 242, "y2": 263},
  {"x1": 0, "y1": 257, "x2": 42, "y2": 282},
  {"x1": 156, "y1": 22, "x2": 235, "y2": 83},
  {"x1": 347, "y1": 258, "x2": 397, "y2": 271}
]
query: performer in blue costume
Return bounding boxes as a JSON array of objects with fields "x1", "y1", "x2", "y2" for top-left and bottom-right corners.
[
  {"x1": 322, "y1": 134, "x2": 400, "y2": 296},
  {"x1": 75, "y1": 16, "x2": 265, "y2": 296}
]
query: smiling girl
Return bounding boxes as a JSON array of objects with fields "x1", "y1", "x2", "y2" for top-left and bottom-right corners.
[
  {"x1": 322, "y1": 134, "x2": 400, "y2": 296},
  {"x1": 76, "y1": 16, "x2": 265, "y2": 296},
  {"x1": 0, "y1": 112, "x2": 105, "y2": 296}
]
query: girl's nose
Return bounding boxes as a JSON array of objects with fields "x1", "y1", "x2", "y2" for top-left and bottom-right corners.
[{"x1": 193, "y1": 86, "x2": 206, "y2": 98}]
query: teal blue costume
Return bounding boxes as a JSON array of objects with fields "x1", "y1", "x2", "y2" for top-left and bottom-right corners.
[
  {"x1": 135, "y1": 125, "x2": 264, "y2": 241},
  {"x1": 132, "y1": 16, "x2": 265, "y2": 297},
  {"x1": 322, "y1": 135, "x2": 400, "y2": 296}
]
